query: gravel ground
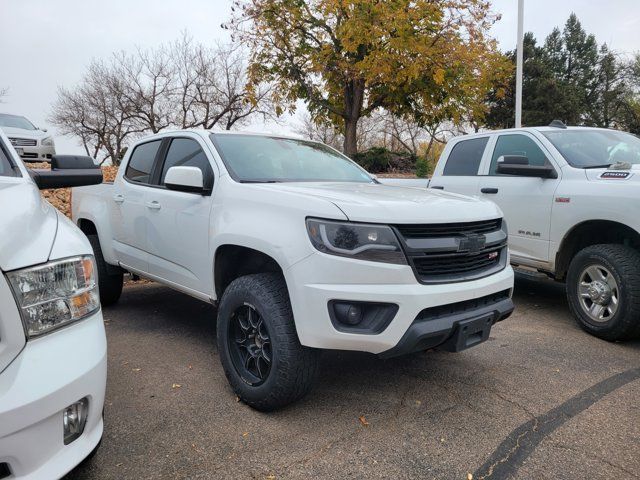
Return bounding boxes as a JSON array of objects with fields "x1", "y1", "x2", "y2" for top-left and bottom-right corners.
[{"x1": 65, "y1": 274, "x2": 640, "y2": 480}]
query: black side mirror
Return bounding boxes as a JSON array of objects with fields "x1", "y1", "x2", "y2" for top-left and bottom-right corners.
[
  {"x1": 29, "y1": 155, "x2": 103, "y2": 190},
  {"x1": 496, "y1": 155, "x2": 557, "y2": 179}
]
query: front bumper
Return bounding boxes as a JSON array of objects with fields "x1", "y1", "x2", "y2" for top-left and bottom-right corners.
[
  {"x1": 12, "y1": 145, "x2": 55, "y2": 163},
  {"x1": 0, "y1": 312, "x2": 106, "y2": 480},
  {"x1": 286, "y1": 252, "x2": 514, "y2": 355}
]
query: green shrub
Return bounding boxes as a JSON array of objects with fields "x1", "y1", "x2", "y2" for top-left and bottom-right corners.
[
  {"x1": 351, "y1": 147, "x2": 391, "y2": 173},
  {"x1": 415, "y1": 157, "x2": 430, "y2": 178}
]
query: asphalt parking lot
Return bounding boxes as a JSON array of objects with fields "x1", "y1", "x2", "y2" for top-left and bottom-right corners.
[{"x1": 66, "y1": 274, "x2": 640, "y2": 480}]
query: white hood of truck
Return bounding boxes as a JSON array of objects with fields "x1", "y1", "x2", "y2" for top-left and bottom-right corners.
[
  {"x1": 0, "y1": 181, "x2": 58, "y2": 271},
  {"x1": 264, "y1": 182, "x2": 502, "y2": 223}
]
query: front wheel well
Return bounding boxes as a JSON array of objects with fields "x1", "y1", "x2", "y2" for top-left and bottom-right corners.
[
  {"x1": 214, "y1": 245, "x2": 283, "y2": 300},
  {"x1": 77, "y1": 218, "x2": 98, "y2": 235},
  {"x1": 555, "y1": 220, "x2": 640, "y2": 280}
]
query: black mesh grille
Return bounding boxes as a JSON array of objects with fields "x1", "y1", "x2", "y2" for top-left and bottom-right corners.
[
  {"x1": 413, "y1": 247, "x2": 502, "y2": 277},
  {"x1": 395, "y1": 218, "x2": 502, "y2": 239}
]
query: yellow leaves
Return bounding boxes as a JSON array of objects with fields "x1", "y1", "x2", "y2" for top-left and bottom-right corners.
[
  {"x1": 231, "y1": 0, "x2": 508, "y2": 127},
  {"x1": 358, "y1": 415, "x2": 369, "y2": 426},
  {"x1": 172, "y1": 383, "x2": 181, "y2": 389}
]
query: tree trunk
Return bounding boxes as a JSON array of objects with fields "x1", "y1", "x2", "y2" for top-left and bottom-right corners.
[
  {"x1": 343, "y1": 117, "x2": 359, "y2": 157},
  {"x1": 342, "y1": 79, "x2": 365, "y2": 157}
]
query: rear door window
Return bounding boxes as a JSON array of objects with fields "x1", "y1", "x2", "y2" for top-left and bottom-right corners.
[
  {"x1": 124, "y1": 140, "x2": 162, "y2": 184},
  {"x1": 443, "y1": 137, "x2": 488, "y2": 176}
]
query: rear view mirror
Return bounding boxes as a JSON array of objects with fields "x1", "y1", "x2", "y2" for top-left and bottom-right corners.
[
  {"x1": 164, "y1": 166, "x2": 205, "y2": 194},
  {"x1": 29, "y1": 155, "x2": 103, "y2": 190},
  {"x1": 496, "y1": 155, "x2": 557, "y2": 179}
]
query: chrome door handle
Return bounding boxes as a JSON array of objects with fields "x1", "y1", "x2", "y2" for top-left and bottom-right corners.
[
  {"x1": 113, "y1": 194, "x2": 125, "y2": 203},
  {"x1": 145, "y1": 201, "x2": 161, "y2": 210}
]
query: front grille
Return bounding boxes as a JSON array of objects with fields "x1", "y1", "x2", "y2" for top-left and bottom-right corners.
[
  {"x1": 393, "y1": 218, "x2": 507, "y2": 283},
  {"x1": 396, "y1": 218, "x2": 502, "y2": 239},
  {"x1": 416, "y1": 289, "x2": 511, "y2": 322},
  {"x1": 413, "y1": 246, "x2": 502, "y2": 276},
  {"x1": 21, "y1": 152, "x2": 38, "y2": 159},
  {"x1": 9, "y1": 137, "x2": 37, "y2": 147}
]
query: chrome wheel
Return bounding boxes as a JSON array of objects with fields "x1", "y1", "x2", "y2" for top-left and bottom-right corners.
[
  {"x1": 578, "y1": 264, "x2": 619, "y2": 323},
  {"x1": 228, "y1": 303, "x2": 272, "y2": 386}
]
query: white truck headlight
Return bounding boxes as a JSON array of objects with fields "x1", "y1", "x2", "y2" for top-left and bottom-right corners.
[
  {"x1": 41, "y1": 136, "x2": 55, "y2": 147},
  {"x1": 306, "y1": 218, "x2": 407, "y2": 265},
  {"x1": 6, "y1": 256, "x2": 100, "y2": 338}
]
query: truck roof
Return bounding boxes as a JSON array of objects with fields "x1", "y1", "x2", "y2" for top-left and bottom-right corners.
[
  {"x1": 139, "y1": 128, "x2": 305, "y2": 143},
  {"x1": 455, "y1": 125, "x2": 620, "y2": 139}
]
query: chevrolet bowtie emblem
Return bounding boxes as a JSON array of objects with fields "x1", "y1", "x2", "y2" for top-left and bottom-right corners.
[{"x1": 458, "y1": 233, "x2": 486, "y2": 254}]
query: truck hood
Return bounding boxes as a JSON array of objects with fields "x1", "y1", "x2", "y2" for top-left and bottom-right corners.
[
  {"x1": 263, "y1": 182, "x2": 502, "y2": 223},
  {"x1": 0, "y1": 126, "x2": 49, "y2": 140},
  {"x1": 0, "y1": 181, "x2": 58, "y2": 272}
]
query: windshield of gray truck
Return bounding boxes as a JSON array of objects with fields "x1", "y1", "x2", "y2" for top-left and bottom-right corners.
[
  {"x1": 543, "y1": 129, "x2": 640, "y2": 168},
  {"x1": 211, "y1": 134, "x2": 373, "y2": 183}
]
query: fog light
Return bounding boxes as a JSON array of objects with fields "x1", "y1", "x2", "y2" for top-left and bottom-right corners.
[
  {"x1": 334, "y1": 303, "x2": 363, "y2": 325},
  {"x1": 63, "y1": 398, "x2": 88, "y2": 445},
  {"x1": 329, "y1": 301, "x2": 398, "y2": 334}
]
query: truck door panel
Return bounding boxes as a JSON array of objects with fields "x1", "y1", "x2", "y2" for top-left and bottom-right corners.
[
  {"x1": 145, "y1": 137, "x2": 213, "y2": 295},
  {"x1": 110, "y1": 140, "x2": 163, "y2": 272},
  {"x1": 478, "y1": 133, "x2": 560, "y2": 264}
]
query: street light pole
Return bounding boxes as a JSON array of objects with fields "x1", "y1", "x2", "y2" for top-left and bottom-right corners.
[{"x1": 515, "y1": 0, "x2": 524, "y2": 128}]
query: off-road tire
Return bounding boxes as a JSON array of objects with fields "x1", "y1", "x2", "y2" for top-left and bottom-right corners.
[
  {"x1": 87, "y1": 234, "x2": 123, "y2": 306},
  {"x1": 217, "y1": 273, "x2": 320, "y2": 411},
  {"x1": 566, "y1": 244, "x2": 640, "y2": 341}
]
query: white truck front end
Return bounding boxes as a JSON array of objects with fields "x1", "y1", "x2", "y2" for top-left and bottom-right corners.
[{"x1": 0, "y1": 131, "x2": 106, "y2": 479}]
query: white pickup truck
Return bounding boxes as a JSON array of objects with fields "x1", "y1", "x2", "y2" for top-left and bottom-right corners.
[
  {"x1": 428, "y1": 123, "x2": 640, "y2": 342},
  {"x1": 73, "y1": 130, "x2": 514, "y2": 410}
]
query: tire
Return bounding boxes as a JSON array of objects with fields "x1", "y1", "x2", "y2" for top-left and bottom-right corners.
[
  {"x1": 216, "y1": 273, "x2": 320, "y2": 411},
  {"x1": 87, "y1": 234, "x2": 123, "y2": 306},
  {"x1": 566, "y1": 244, "x2": 640, "y2": 341}
]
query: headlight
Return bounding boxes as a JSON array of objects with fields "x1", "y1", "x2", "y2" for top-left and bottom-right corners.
[
  {"x1": 41, "y1": 136, "x2": 54, "y2": 146},
  {"x1": 6, "y1": 256, "x2": 100, "y2": 338},
  {"x1": 306, "y1": 218, "x2": 407, "y2": 265}
]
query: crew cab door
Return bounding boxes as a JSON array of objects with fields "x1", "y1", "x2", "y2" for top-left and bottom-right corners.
[
  {"x1": 478, "y1": 133, "x2": 561, "y2": 265},
  {"x1": 145, "y1": 136, "x2": 214, "y2": 296},
  {"x1": 110, "y1": 139, "x2": 163, "y2": 272},
  {"x1": 430, "y1": 136, "x2": 490, "y2": 196}
]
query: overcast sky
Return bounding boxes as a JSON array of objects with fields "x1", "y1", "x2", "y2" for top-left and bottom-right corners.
[{"x1": 1, "y1": 0, "x2": 638, "y2": 155}]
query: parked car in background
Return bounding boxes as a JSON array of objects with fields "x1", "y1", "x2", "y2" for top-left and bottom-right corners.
[
  {"x1": 73, "y1": 130, "x2": 514, "y2": 411},
  {"x1": 429, "y1": 123, "x2": 640, "y2": 342},
  {"x1": 0, "y1": 113, "x2": 56, "y2": 162},
  {"x1": 0, "y1": 129, "x2": 106, "y2": 479}
]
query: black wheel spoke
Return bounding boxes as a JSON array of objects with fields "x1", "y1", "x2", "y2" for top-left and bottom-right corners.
[{"x1": 228, "y1": 304, "x2": 272, "y2": 386}]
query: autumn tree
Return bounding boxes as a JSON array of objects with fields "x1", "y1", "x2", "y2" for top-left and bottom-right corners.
[{"x1": 228, "y1": 0, "x2": 510, "y2": 156}]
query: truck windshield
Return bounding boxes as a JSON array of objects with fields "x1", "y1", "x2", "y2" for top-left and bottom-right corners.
[
  {"x1": 0, "y1": 114, "x2": 37, "y2": 131},
  {"x1": 543, "y1": 129, "x2": 640, "y2": 168},
  {"x1": 211, "y1": 134, "x2": 373, "y2": 183}
]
